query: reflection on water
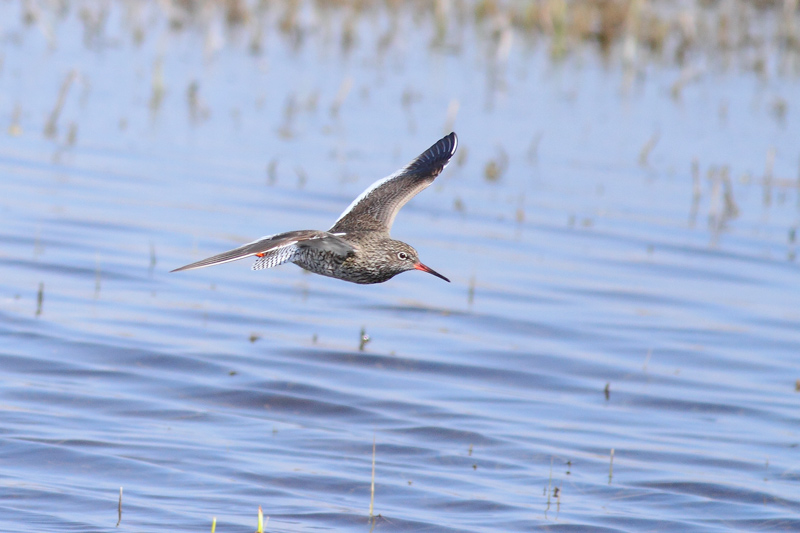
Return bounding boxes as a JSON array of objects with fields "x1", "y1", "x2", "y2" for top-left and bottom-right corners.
[{"x1": 1, "y1": 1, "x2": 800, "y2": 531}]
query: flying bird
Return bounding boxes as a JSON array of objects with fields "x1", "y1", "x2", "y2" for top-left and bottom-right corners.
[{"x1": 172, "y1": 132, "x2": 458, "y2": 284}]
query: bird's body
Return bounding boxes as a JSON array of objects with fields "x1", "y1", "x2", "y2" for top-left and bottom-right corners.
[{"x1": 172, "y1": 132, "x2": 458, "y2": 284}]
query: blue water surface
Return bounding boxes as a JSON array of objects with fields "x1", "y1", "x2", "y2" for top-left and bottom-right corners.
[{"x1": 1, "y1": 2, "x2": 800, "y2": 531}]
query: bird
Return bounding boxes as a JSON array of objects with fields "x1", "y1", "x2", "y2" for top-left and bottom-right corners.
[{"x1": 172, "y1": 132, "x2": 458, "y2": 284}]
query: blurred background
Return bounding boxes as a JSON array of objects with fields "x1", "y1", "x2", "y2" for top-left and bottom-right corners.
[{"x1": 1, "y1": 1, "x2": 800, "y2": 531}]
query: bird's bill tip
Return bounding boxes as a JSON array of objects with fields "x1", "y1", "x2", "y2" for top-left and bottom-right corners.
[{"x1": 414, "y1": 262, "x2": 450, "y2": 282}]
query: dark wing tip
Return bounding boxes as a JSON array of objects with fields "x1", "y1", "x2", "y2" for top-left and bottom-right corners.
[{"x1": 405, "y1": 132, "x2": 458, "y2": 177}]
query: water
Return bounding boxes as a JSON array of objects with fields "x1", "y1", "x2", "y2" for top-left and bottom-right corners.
[{"x1": 1, "y1": 2, "x2": 800, "y2": 531}]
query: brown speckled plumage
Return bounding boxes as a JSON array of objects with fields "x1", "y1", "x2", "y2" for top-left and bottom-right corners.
[{"x1": 172, "y1": 133, "x2": 458, "y2": 284}]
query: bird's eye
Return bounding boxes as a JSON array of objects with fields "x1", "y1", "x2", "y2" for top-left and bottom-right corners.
[{"x1": 397, "y1": 252, "x2": 408, "y2": 260}]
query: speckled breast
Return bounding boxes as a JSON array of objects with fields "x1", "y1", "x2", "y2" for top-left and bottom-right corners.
[{"x1": 292, "y1": 247, "x2": 391, "y2": 284}]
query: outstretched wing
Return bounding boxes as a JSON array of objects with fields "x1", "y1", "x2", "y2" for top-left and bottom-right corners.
[
  {"x1": 330, "y1": 132, "x2": 458, "y2": 234},
  {"x1": 171, "y1": 230, "x2": 355, "y2": 272}
]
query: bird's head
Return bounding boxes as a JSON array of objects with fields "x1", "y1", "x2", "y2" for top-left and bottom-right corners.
[{"x1": 380, "y1": 240, "x2": 450, "y2": 283}]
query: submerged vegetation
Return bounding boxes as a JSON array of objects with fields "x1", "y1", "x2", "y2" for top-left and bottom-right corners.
[{"x1": 15, "y1": 0, "x2": 800, "y2": 77}]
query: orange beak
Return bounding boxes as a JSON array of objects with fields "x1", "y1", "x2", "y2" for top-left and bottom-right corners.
[{"x1": 414, "y1": 262, "x2": 450, "y2": 282}]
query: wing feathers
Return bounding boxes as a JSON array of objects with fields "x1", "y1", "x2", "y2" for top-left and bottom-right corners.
[
  {"x1": 330, "y1": 132, "x2": 457, "y2": 233},
  {"x1": 171, "y1": 237, "x2": 282, "y2": 272},
  {"x1": 405, "y1": 131, "x2": 458, "y2": 176},
  {"x1": 172, "y1": 230, "x2": 353, "y2": 273}
]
